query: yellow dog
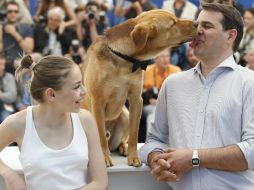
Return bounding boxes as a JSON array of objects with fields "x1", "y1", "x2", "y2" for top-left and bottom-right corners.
[{"x1": 81, "y1": 9, "x2": 197, "y2": 167}]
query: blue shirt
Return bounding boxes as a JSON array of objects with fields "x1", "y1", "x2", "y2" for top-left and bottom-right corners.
[{"x1": 139, "y1": 55, "x2": 254, "y2": 190}]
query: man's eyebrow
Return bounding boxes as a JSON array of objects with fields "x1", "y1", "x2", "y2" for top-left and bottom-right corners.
[{"x1": 198, "y1": 20, "x2": 214, "y2": 26}]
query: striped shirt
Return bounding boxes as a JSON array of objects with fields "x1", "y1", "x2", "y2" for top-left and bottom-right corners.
[{"x1": 139, "y1": 55, "x2": 254, "y2": 190}]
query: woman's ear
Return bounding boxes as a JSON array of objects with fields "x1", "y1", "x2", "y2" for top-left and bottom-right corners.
[{"x1": 45, "y1": 88, "x2": 56, "y2": 101}]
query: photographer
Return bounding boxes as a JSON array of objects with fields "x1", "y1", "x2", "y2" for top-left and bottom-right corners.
[
  {"x1": 65, "y1": 39, "x2": 86, "y2": 65},
  {"x1": 114, "y1": 0, "x2": 156, "y2": 21},
  {"x1": 0, "y1": 0, "x2": 33, "y2": 25},
  {"x1": 33, "y1": 6, "x2": 77, "y2": 56},
  {"x1": 78, "y1": 1, "x2": 109, "y2": 50},
  {"x1": 0, "y1": 1, "x2": 34, "y2": 74}
]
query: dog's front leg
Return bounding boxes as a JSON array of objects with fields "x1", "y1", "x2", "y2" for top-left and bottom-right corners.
[
  {"x1": 127, "y1": 94, "x2": 142, "y2": 167},
  {"x1": 91, "y1": 99, "x2": 113, "y2": 167}
]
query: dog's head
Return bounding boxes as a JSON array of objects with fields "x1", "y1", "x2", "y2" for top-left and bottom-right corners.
[{"x1": 105, "y1": 10, "x2": 197, "y2": 60}]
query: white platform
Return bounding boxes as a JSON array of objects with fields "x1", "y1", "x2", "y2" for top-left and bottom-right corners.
[{"x1": 0, "y1": 146, "x2": 169, "y2": 190}]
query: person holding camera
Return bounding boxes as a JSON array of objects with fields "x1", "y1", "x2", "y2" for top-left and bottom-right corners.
[
  {"x1": 114, "y1": 0, "x2": 156, "y2": 22},
  {"x1": 0, "y1": 1, "x2": 34, "y2": 74},
  {"x1": 0, "y1": 0, "x2": 33, "y2": 25},
  {"x1": 34, "y1": 6, "x2": 77, "y2": 56},
  {"x1": 64, "y1": 39, "x2": 86, "y2": 65},
  {"x1": 78, "y1": 1, "x2": 109, "y2": 50}
]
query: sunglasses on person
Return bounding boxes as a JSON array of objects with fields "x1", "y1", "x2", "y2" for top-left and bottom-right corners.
[{"x1": 7, "y1": 9, "x2": 19, "y2": 14}]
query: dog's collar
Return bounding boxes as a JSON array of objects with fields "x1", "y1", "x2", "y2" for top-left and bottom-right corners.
[{"x1": 108, "y1": 46, "x2": 154, "y2": 72}]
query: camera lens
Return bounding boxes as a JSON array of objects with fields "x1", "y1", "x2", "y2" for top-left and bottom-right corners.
[{"x1": 88, "y1": 11, "x2": 95, "y2": 20}]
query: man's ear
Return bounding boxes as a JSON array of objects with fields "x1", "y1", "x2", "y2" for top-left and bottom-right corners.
[
  {"x1": 228, "y1": 29, "x2": 237, "y2": 42},
  {"x1": 130, "y1": 23, "x2": 157, "y2": 50},
  {"x1": 45, "y1": 88, "x2": 56, "y2": 101}
]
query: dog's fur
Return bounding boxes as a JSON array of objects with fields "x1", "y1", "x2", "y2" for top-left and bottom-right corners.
[{"x1": 81, "y1": 10, "x2": 197, "y2": 167}]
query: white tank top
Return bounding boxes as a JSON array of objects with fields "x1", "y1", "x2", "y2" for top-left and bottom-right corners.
[{"x1": 19, "y1": 106, "x2": 89, "y2": 190}]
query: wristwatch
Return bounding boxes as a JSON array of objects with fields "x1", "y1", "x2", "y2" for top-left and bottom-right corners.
[{"x1": 192, "y1": 150, "x2": 200, "y2": 167}]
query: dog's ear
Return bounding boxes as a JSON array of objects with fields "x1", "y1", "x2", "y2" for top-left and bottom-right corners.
[{"x1": 130, "y1": 23, "x2": 157, "y2": 50}]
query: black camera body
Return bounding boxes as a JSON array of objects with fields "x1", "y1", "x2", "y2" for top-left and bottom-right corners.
[
  {"x1": 87, "y1": 8, "x2": 95, "y2": 20},
  {"x1": 0, "y1": 10, "x2": 6, "y2": 23},
  {"x1": 37, "y1": 15, "x2": 48, "y2": 26},
  {"x1": 71, "y1": 39, "x2": 82, "y2": 64},
  {"x1": 72, "y1": 54, "x2": 82, "y2": 65}
]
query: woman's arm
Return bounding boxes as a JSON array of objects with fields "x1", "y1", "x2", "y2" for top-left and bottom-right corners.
[
  {"x1": 63, "y1": 0, "x2": 78, "y2": 28},
  {"x1": 78, "y1": 110, "x2": 108, "y2": 190},
  {"x1": 114, "y1": 0, "x2": 130, "y2": 17},
  {"x1": 34, "y1": 1, "x2": 43, "y2": 22},
  {"x1": 0, "y1": 113, "x2": 27, "y2": 190}
]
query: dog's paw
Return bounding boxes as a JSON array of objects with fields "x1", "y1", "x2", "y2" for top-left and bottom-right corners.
[
  {"x1": 104, "y1": 154, "x2": 114, "y2": 167},
  {"x1": 127, "y1": 156, "x2": 142, "y2": 167},
  {"x1": 119, "y1": 143, "x2": 128, "y2": 156}
]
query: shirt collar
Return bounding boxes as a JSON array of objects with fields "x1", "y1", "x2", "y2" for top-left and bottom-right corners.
[{"x1": 193, "y1": 55, "x2": 237, "y2": 75}]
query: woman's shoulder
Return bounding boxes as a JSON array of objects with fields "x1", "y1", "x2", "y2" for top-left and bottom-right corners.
[
  {"x1": 77, "y1": 109, "x2": 97, "y2": 134},
  {"x1": 78, "y1": 109, "x2": 94, "y2": 120},
  {"x1": 3, "y1": 109, "x2": 27, "y2": 127},
  {"x1": 0, "y1": 109, "x2": 28, "y2": 143}
]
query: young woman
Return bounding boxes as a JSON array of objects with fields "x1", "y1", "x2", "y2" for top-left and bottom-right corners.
[{"x1": 0, "y1": 55, "x2": 108, "y2": 190}]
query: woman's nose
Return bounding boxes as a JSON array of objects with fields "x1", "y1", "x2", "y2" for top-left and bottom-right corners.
[{"x1": 197, "y1": 25, "x2": 204, "y2": 35}]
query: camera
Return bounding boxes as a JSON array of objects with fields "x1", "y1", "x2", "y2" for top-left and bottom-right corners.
[
  {"x1": 71, "y1": 39, "x2": 82, "y2": 65},
  {"x1": 0, "y1": 10, "x2": 6, "y2": 23},
  {"x1": 72, "y1": 54, "x2": 82, "y2": 65},
  {"x1": 36, "y1": 15, "x2": 47, "y2": 26},
  {"x1": 87, "y1": 8, "x2": 95, "y2": 20},
  {"x1": 99, "y1": 11, "x2": 106, "y2": 22}
]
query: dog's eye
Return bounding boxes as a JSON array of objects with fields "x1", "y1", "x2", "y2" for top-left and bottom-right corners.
[{"x1": 74, "y1": 84, "x2": 81, "y2": 90}]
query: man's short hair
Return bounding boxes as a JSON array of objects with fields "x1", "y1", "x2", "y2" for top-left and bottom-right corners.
[
  {"x1": 201, "y1": 3, "x2": 243, "y2": 52},
  {"x1": 47, "y1": 6, "x2": 66, "y2": 21},
  {"x1": 6, "y1": 1, "x2": 19, "y2": 10},
  {"x1": 85, "y1": 1, "x2": 100, "y2": 11}
]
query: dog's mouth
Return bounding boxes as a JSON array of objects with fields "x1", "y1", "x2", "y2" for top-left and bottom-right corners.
[
  {"x1": 75, "y1": 98, "x2": 83, "y2": 105},
  {"x1": 189, "y1": 36, "x2": 202, "y2": 48},
  {"x1": 189, "y1": 39, "x2": 196, "y2": 48},
  {"x1": 173, "y1": 37, "x2": 194, "y2": 48}
]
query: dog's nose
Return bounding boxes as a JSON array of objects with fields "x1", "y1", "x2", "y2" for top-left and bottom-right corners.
[{"x1": 193, "y1": 21, "x2": 199, "y2": 28}]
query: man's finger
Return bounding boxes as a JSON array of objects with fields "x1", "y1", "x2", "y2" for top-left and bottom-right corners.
[{"x1": 157, "y1": 170, "x2": 178, "y2": 182}]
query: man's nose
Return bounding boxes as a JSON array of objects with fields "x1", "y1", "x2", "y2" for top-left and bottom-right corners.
[{"x1": 196, "y1": 24, "x2": 204, "y2": 35}]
